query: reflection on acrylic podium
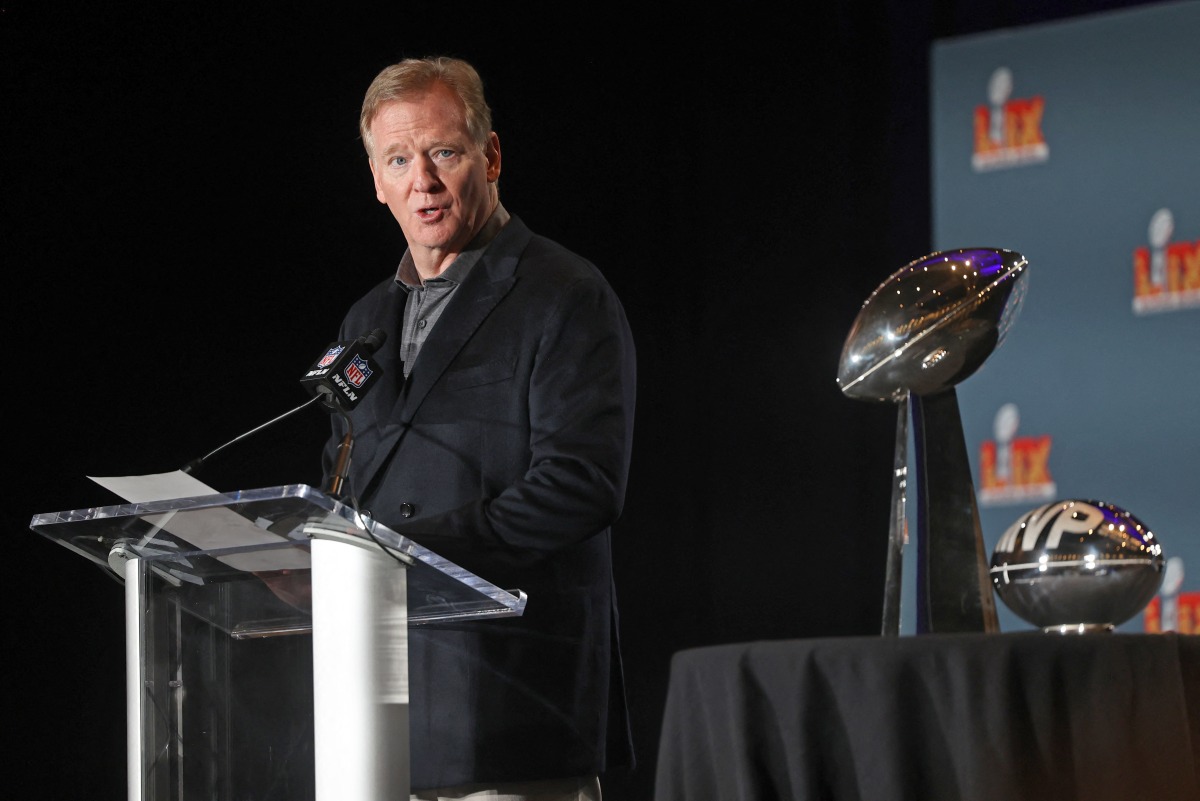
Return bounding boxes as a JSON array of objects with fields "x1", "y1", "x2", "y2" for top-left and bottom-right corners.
[{"x1": 30, "y1": 484, "x2": 526, "y2": 801}]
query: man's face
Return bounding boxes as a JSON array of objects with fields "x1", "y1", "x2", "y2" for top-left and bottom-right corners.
[{"x1": 368, "y1": 81, "x2": 501, "y2": 277}]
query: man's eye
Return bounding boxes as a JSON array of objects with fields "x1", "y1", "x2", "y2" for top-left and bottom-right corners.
[
  {"x1": 434, "y1": 149, "x2": 455, "y2": 159},
  {"x1": 389, "y1": 156, "x2": 408, "y2": 167}
]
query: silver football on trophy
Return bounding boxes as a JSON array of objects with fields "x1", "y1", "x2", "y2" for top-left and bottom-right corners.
[
  {"x1": 837, "y1": 248, "x2": 1029, "y2": 402},
  {"x1": 989, "y1": 499, "x2": 1166, "y2": 633}
]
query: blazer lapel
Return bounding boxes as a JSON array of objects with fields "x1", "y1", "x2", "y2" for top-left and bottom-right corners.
[
  {"x1": 352, "y1": 216, "x2": 531, "y2": 497},
  {"x1": 395, "y1": 273, "x2": 515, "y2": 423}
]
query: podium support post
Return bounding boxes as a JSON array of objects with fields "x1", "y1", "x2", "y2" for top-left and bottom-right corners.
[{"x1": 311, "y1": 534, "x2": 410, "y2": 801}]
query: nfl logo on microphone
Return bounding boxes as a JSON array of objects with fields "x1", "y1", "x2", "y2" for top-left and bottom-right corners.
[
  {"x1": 345, "y1": 355, "x2": 372, "y2": 388},
  {"x1": 318, "y1": 345, "x2": 344, "y2": 368}
]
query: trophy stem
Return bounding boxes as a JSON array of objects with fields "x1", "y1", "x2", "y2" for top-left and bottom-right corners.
[
  {"x1": 881, "y1": 396, "x2": 909, "y2": 636},
  {"x1": 911, "y1": 388, "x2": 1000, "y2": 634}
]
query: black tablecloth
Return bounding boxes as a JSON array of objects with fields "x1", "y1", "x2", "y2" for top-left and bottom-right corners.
[{"x1": 654, "y1": 633, "x2": 1200, "y2": 801}]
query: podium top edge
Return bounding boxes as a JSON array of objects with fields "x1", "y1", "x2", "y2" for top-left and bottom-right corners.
[{"x1": 30, "y1": 484, "x2": 333, "y2": 526}]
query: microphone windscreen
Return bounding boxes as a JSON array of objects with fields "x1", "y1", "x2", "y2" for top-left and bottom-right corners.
[{"x1": 359, "y1": 328, "x2": 388, "y2": 354}]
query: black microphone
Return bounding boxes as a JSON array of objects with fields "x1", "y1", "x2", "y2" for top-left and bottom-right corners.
[
  {"x1": 299, "y1": 328, "x2": 387, "y2": 498},
  {"x1": 180, "y1": 329, "x2": 388, "y2": 478},
  {"x1": 300, "y1": 328, "x2": 388, "y2": 411}
]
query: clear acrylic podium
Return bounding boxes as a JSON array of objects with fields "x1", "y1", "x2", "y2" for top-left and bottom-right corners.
[{"x1": 29, "y1": 484, "x2": 527, "y2": 801}]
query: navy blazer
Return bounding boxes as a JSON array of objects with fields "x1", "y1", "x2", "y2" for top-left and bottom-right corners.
[{"x1": 322, "y1": 215, "x2": 637, "y2": 790}]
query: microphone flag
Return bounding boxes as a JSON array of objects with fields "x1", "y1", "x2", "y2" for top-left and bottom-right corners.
[{"x1": 300, "y1": 332, "x2": 385, "y2": 410}]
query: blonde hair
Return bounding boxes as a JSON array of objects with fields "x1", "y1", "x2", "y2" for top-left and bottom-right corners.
[{"x1": 359, "y1": 56, "x2": 493, "y2": 158}]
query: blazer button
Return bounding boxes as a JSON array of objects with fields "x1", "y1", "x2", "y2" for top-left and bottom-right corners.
[{"x1": 399, "y1": 502, "x2": 416, "y2": 518}]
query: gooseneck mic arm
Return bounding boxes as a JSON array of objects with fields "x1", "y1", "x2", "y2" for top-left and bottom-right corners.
[{"x1": 180, "y1": 394, "x2": 326, "y2": 475}]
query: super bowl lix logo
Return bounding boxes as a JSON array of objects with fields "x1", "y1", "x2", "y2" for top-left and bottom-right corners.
[
  {"x1": 972, "y1": 67, "x2": 1049, "y2": 172},
  {"x1": 978, "y1": 403, "x2": 1056, "y2": 506},
  {"x1": 1133, "y1": 208, "x2": 1200, "y2": 315},
  {"x1": 1145, "y1": 557, "x2": 1198, "y2": 634}
]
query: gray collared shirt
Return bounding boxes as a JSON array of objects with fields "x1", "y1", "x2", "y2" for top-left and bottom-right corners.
[{"x1": 393, "y1": 203, "x2": 511, "y2": 378}]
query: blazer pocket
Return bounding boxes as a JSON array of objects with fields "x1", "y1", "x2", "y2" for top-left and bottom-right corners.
[{"x1": 444, "y1": 359, "x2": 516, "y2": 390}]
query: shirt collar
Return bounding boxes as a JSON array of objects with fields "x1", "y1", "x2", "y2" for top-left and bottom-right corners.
[{"x1": 394, "y1": 202, "x2": 511, "y2": 292}]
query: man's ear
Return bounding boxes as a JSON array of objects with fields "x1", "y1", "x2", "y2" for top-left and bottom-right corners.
[{"x1": 486, "y1": 132, "x2": 501, "y2": 183}]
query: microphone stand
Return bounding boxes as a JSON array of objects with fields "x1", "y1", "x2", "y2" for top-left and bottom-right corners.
[{"x1": 324, "y1": 399, "x2": 355, "y2": 499}]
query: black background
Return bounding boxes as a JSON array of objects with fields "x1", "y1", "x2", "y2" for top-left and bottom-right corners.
[{"x1": 3, "y1": 2, "x2": 1165, "y2": 798}]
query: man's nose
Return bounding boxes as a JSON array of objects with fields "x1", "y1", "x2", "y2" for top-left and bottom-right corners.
[{"x1": 411, "y1": 158, "x2": 441, "y2": 192}]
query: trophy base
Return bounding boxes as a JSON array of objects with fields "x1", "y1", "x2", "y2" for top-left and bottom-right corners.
[{"x1": 1042, "y1": 622, "x2": 1115, "y2": 635}]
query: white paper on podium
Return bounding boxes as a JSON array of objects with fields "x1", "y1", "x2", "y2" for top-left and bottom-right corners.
[
  {"x1": 89, "y1": 470, "x2": 220, "y2": 504},
  {"x1": 89, "y1": 471, "x2": 311, "y2": 572}
]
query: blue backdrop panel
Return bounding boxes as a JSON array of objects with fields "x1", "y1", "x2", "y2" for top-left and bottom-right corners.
[{"x1": 926, "y1": 0, "x2": 1199, "y2": 633}]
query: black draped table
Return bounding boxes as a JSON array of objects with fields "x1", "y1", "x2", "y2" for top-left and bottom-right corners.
[{"x1": 654, "y1": 632, "x2": 1200, "y2": 801}]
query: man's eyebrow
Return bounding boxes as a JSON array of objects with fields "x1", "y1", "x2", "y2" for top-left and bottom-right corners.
[{"x1": 380, "y1": 139, "x2": 459, "y2": 158}]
